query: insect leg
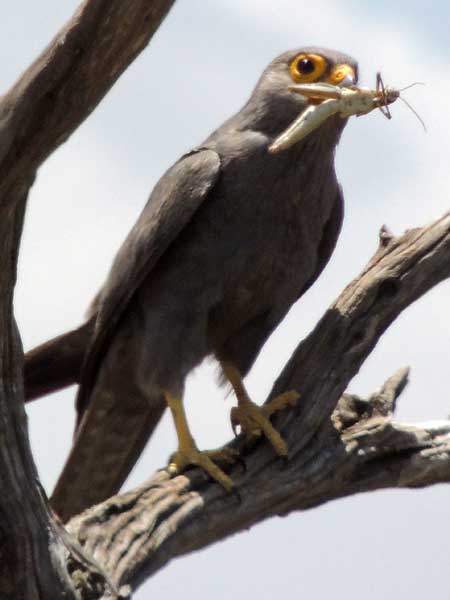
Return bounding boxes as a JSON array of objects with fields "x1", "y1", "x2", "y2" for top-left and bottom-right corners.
[{"x1": 376, "y1": 72, "x2": 392, "y2": 119}]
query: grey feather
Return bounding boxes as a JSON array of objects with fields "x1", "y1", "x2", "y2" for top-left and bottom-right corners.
[{"x1": 49, "y1": 47, "x2": 358, "y2": 521}]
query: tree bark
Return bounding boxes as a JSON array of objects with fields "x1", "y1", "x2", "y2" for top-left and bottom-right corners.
[
  {"x1": 0, "y1": 1, "x2": 175, "y2": 598},
  {"x1": 0, "y1": 0, "x2": 449, "y2": 598},
  {"x1": 64, "y1": 213, "x2": 450, "y2": 593}
]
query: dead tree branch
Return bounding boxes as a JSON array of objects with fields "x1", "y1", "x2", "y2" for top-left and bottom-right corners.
[
  {"x1": 0, "y1": 0, "x2": 175, "y2": 209},
  {"x1": 0, "y1": 1, "x2": 448, "y2": 597},
  {"x1": 0, "y1": 2, "x2": 175, "y2": 599},
  {"x1": 65, "y1": 212, "x2": 450, "y2": 593}
]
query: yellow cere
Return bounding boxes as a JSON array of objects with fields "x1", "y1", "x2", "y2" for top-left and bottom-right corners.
[{"x1": 328, "y1": 64, "x2": 355, "y2": 85}]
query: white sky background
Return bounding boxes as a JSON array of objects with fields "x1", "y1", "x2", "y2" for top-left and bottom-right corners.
[{"x1": 3, "y1": 0, "x2": 449, "y2": 597}]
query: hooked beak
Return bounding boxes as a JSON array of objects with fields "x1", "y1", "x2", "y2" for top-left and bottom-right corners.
[
  {"x1": 268, "y1": 63, "x2": 358, "y2": 154},
  {"x1": 338, "y1": 72, "x2": 356, "y2": 87}
]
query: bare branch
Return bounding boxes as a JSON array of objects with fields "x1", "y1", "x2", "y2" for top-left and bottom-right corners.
[
  {"x1": 0, "y1": 1, "x2": 175, "y2": 598},
  {"x1": 332, "y1": 366, "x2": 410, "y2": 430},
  {"x1": 268, "y1": 211, "x2": 450, "y2": 456},
  {"x1": 0, "y1": 2, "x2": 447, "y2": 596},
  {"x1": 0, "y1": 0, "x2": 175, "y2": 211},
  {"x1": 65, "y1": 211, "x2": 450, "y2": 593}
]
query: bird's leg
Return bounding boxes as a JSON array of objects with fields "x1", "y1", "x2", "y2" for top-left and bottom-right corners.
[
  {"x1": 165, "y1": 391, "x2": 236, "y2": 491},
  {"x1": 222, "y1": 362, "x2": 299, "y2": 457}
]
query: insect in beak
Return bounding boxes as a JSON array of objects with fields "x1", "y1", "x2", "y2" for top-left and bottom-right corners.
[
  {"x1": 372, "y1": 72, "x2": 398, "y2": 119},
  {"x1": 269, "y1": 73, "x2": 424, "y2": 153}
]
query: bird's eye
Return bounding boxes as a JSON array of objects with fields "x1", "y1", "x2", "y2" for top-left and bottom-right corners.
[
  {"x1": 297, "y1": 58, "x2": 315, "y2": 74},
  {"x1": 290, "y1": 53, "x2": 327, "y2": 83}
]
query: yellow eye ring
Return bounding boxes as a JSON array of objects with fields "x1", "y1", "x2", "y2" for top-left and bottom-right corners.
[{"x1": 290, "y1": 53, "x2": 327, "y2": 83}]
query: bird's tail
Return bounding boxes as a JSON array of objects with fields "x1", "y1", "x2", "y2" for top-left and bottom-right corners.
[
  {"x1": 24, "y1": 319, "x2": 94, "y2": 401},
  {"x1": 50, "y1": 387, "x2": 166, "y2": 522},
  {"x1": 25, "y1": 318, "x2": 167, "y2": 522}
]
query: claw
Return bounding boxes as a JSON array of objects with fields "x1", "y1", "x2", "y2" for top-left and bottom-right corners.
[
  {"x1": 230, "y1": 390, "x2": 299, "y2": 458},
  {"x1": 168, "y1": 447, "x2": 234, "y2": 491},
  {"x1": 262, "y1": 391, "x2": 300, "y2": 417},
  {"x1": 167, "y1": 446, "x2": 242, "y2": 492},
  {"x1": 165, "y1": 390, "x2": 238, "y2": 492}
]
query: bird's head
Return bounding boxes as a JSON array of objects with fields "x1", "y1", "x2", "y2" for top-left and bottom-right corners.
[{"x1": 243, "y1": 47, "x2": 358, "y2": 142}]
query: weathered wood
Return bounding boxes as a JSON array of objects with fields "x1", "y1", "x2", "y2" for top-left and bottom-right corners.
[
  {"x1": 0, "y1": 1, "x2": 175, "y2": 598},
  {"x1": 0, "y1": 188, "x2": 77, "y2": 599},
  {"x1": 66, "y1": 212, "x2": 450, "y2": 593},
  {"x1": 0, "y1": 0, "x2": 448, "y2": 597},
  {"x1": 0, "y1": 0, "x2": 175, "y2": 210}
]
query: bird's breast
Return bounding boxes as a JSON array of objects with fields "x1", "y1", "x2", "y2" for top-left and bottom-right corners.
[
  {"x1": 202, "y1": 144, "x2": 338, "y2": 318},
  {"x1": 145, "y1": 137, "x2": 339, "y2": 340}
]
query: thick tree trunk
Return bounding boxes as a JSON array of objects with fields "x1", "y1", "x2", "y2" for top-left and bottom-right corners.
[
  {"x1": 0, "y1": 2, "x2": 175, "y2": 598},
  {"x1": 0, "y1": 1, "x2": 448, "y2": 598},
  {"x1": 0, "y1": 188, "x2": 78, "y2": 599}
]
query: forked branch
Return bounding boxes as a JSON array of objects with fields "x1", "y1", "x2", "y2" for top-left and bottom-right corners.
[{"x1": 65, "y1": 211, "x2": 450, "y2": 594}]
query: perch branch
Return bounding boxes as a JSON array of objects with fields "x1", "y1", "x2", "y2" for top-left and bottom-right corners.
[{"x1": 65, "y1": 211, "x2": 450, "y2": 593}]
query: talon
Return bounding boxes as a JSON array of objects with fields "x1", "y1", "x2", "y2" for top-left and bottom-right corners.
[
  {"x1": 164, "y1": 391, "x2": 236, "y2": 492},
  {"x1": 262, "y1": 390, "x2": 300, "y2": 417},
  {"x1": 221, "y1": 363, "x2": 297, "y2": 463},
  {"x1": 230, "y1": 391, "x2": 297, "y2": 457},
  {"x1": 168, "y1": 447, "x2": 235, "y2": 492},
  {"x1": 167, "y1": 461, "x2": 179, "y2": 476}
]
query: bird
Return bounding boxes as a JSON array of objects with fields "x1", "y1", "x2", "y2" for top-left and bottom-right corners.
[{"x1": 24, "y1": 47, "x2": 358, "y2": 522}]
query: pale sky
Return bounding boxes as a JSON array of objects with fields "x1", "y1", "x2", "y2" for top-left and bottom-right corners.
[{"x1": 3, "y1": 1, "x2": 449, "y2": 598}]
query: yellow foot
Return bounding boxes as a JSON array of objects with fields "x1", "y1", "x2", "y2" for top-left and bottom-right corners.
[
  {"x1": 230, "y1": 391, "x2": 299, "y2": 456},
  {"x1": 167, "y1": 446, "x2": 238, "y2": 491}
]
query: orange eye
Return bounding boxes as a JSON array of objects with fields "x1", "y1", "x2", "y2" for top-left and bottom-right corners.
[{"x1": 290, "y1": 53, "x2": 327, "y2": 83}]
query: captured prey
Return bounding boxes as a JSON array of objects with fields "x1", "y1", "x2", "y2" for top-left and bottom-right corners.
[{"x1": 269, "y1": 73, "x2": 423, "y2": 153}]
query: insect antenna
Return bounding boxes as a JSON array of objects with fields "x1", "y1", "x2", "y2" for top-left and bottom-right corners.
[
  {"x1": 399, "y1": 81, "x2": 425, "y2": 92},
  {"x1": 398, "y1": 95, "x2": 427, "y2": 131}
]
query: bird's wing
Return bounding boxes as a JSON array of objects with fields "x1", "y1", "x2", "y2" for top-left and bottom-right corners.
[
  {"x1": 298, "y1": 185, "x2": 344, "y2": 296},
  {"x1": 49, "y1": 149, "x2": 220, "y2": 521},
  {"x1": 76, "y1": 148, "x2": 221, "y2": 424}
]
